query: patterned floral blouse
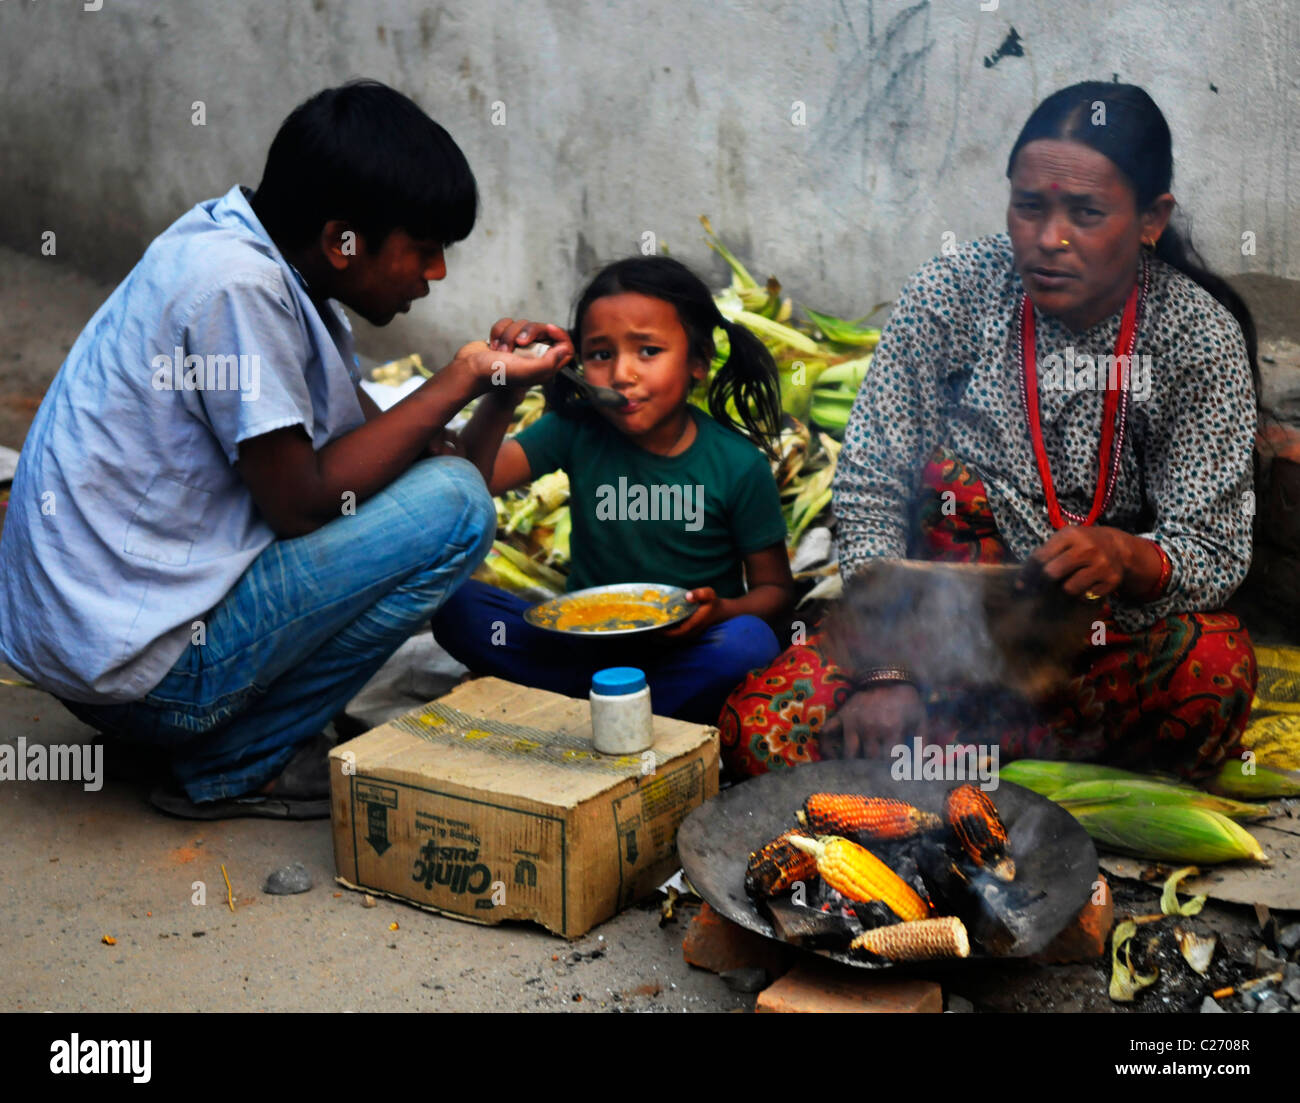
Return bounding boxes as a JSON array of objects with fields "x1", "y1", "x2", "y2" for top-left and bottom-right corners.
[{"x1": 832, "y1": 232, "x2": 1256, "y2": 632}]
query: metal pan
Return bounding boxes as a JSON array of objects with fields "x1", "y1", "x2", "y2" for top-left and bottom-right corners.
[
  {"x1": 524, "y1": 582, "x2": 696, "y2": 638},
  {"x1": 677, "y1": 759, "x2": 1097, "y2": 968}
]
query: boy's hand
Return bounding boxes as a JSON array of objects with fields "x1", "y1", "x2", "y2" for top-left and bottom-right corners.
[{"x1": 661, "y1": 587, "x2": 725, "y2": 640}]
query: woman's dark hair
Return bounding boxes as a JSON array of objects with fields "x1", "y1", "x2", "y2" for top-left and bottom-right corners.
[
  {"x1": 1006, "y1": 81, "x2": 1259, "y2": 400},
  {"x1": 546, "y1": 255, "x2": 784, "y2": 456},
  {"x1": 252, "y1": 80, "x2": 477, "y2": 251}
]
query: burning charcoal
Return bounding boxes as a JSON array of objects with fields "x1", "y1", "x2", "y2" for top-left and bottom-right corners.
[
  {"x1": 850, "y1": 899, "x2": 902, "y2": 932},
  {"x1": 881, "y1": 848, "x2": 935, "y2": 912},
  {"x1": 913, "y1": 840, "x2": 1025, "y2": 955},
  {"x1": 764, "y1": 897, "x2": 860, "y2": 950}
]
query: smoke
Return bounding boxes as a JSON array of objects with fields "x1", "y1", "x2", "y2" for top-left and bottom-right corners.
[{"x1": 824, "y1": 560, "x2": 1094, "y2": 701}]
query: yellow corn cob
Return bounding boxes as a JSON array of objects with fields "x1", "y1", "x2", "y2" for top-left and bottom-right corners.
[
  {"x1": 850, "y1": 916, "x2": 971, "y2": 961},
  {"x1": 797, "y1": 793, "x2": 943, "y2": 841},
  {"x1": 787, "y1": 835, "x2": 930, "y2": 922}
]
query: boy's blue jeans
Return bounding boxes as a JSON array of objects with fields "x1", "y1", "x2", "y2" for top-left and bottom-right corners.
[
  {"x1": 58, "y1": 457, "x2": 495, "y2": 803},
  {"x1": 432, "y1": 580, "x2": 782, "y2": 725}
]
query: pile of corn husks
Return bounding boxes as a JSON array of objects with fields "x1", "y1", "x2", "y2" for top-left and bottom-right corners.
[{"x1": 474, "y1": 217, "x2": 885, "y2": 599}]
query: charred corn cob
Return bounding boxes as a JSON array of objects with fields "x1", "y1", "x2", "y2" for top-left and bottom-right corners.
[
  {"x1": 787, "y1": 835, "x2": 930, "y2": 922},
  {"x1": 946, "y1": 784, "x2": 1015, "y2": 882},
  {"x1": 744, "y1": 830, "x2": 818, "y2": 898},
  {"x1": 850, "y1": 916, "x2": 971, "y2": 961},
  {"x1": 797, "y1": 793, "x2": 943, "y2": 841}
]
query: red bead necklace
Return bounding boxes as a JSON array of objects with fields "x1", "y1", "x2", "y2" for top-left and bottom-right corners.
[{"x1": 1017, "y1": 256, "x2": 1149, "y2": 528}]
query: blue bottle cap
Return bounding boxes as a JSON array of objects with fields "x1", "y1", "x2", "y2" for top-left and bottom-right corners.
[{"x1": 591, "y1": 667, "x2": 647, "y2": 696}]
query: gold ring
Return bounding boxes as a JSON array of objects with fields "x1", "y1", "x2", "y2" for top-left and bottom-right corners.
[
  {"x1": 1084, "y1": 590, "x2": 1102, "y2": 602},
  {"x1": 1060, "y1": 239, "x2": 1070, "y2": 246}
]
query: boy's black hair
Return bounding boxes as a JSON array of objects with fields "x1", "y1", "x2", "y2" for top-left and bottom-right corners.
[
  {"x1": 251, "y1": 80, "x2": 477, "y2": 251},
  {"x1": 546, "y1": 255, "x2": 784, "y2": 457}
]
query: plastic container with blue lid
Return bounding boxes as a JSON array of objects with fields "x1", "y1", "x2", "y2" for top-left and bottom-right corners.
[{"x1": 590, "y1": 666, "x2": 654, "y2": 754}]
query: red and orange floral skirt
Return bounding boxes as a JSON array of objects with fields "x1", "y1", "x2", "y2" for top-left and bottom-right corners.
[{"x1": 719, "y1": 451, "x2": 1257, "y2": 781}]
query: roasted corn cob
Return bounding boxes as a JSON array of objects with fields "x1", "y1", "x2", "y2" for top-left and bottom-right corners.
[
  {"x1": 787, "y1": 835, "x2": 931, "y2": 922},
  {"x1": 744, "y1": 829, "x2": 818, "y2": 898},
  {"x1": 797, "y1": 793, "x2": 942, "y2": 841},
  {"x1": 946, "y1": 784, "x2": 1015, "y2": 882},
  {"x1": 850, "y1": 916, "x2": 971, "y2": 961}
]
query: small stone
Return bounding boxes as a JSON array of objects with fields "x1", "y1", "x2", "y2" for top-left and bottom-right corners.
[
  {"x1": 1283, "y1": 978, "x2": 1300, "y2": 1003},
  {"x1": 1258, "y1": 994, "x2": 1290, "y2": 1013},
  {"x1": 263, "y1": 862, "x2": 313, "y2": 895},
  {"x1": 362, "y1": 894, "x2": 377, "y2": 908},
  {"x1": 1199, "y1": 996, "x2": 1227, "y2": 1013},
  {"x1": 1286, "y1": 961, "x2": 1300, "y2": 983},
  {"x1": 1254, "y1": 946, "x2": 1286, "y2": 973},
  {"x1": 1278, "y1": 923, "x2": 1300, "y2": 952},
  {"x1": 719, "y1": 967, "x2": 770, "y2": 993},
  {"x1": 946, "y1": 994, "x2": 975, "y2": 1013}
]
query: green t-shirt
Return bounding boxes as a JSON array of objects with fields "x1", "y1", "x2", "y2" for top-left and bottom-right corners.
[{"x1": 513, "y1": 407, "x2": 788, "y2": 598}]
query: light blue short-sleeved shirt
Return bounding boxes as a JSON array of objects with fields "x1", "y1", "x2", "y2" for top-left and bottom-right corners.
[{"x1": 0, "y1": 185, "x2": 365, "y2": 703}]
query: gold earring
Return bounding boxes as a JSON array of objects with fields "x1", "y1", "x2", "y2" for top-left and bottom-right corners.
[{"x1": 1060, "y1": 238, "x2": 1070, "y2": 246}]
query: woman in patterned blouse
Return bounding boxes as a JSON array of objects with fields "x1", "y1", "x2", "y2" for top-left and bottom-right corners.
[{"x1": 720, "y1": 82, "x2": 1259, "y2": 781}]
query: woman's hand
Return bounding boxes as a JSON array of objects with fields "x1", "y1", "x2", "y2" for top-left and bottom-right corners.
[
  {"x1": 1029, "y1": 525, "x2": 1141, "y2": 600},
  {"x1": 661, "y1": 587, "x2": 727, "y2": 640},
  {"x1": 819, "y1": 684, "x2": 925, "y2": 760}
]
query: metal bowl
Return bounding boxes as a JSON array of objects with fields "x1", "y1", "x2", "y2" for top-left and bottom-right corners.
[
  {"x1": 524, "y1": 582, "x2": 697, "y2": 638},
  {"x1": 677, "y1": 759, "x2": 1098, "y2": 968}
]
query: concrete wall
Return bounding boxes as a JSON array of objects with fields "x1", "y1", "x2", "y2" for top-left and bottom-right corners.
[{"x1": 1, "y1": 0, "x2": 1296, "y2": 363}]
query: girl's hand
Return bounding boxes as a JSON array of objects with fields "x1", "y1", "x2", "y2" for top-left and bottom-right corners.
[
  {"x1": 661, "y1": 587, "x2": 725, "y2": 640},
  {"x1": 1029, "y1": 525, "x2": 1137, "y2": 601},
  {"x1": 487, "y1": 317, "x2": 573, "y2": 355},
  {"x1": 425, "y1": 429, "x2": 465, "y2": 458},
  {"x1": 819, "y1": 684, "x2": 925, "y2": 760},
  {"x1": 451, "y1": 339, "x2": 569, "y2": 398}
]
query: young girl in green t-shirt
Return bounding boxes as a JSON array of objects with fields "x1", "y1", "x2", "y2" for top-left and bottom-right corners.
[{"x1": 433, "y1": 256, "x2": 794, "y2": 723}]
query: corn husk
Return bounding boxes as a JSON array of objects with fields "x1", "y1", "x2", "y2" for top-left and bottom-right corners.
[
  {"x1": 1051, "y1": 779, "x2": 1271, "y2": 821},
  {"x1": 1174, "y1": 927, "x2": 1216, "y2": 975},
  {"x1": 1068, "y1": 804, "x2": 1268, "y2": 865},
  {"x1": 999, "y1": 759, "x2": 1154, "y2": 798},
  {"x1": 1160, "y1": 867, "x2": 1207, "y2": 917},
  {"x1": 1109, "y1": 919, "x2": 1159, "y2": 1002},
  {"x1": 1206, "y1": 758, "x2": 1300, "y2": 799}
]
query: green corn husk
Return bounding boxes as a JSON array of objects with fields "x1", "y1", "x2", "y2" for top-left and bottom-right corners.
[
  {"x1": 814, "y1": 353, "x2": 873, "y2": 390},
  {"x1": 1206, "y1": 758, "x2": 1300, "y2": 799},
  {"x1": 803, "y1": 306, "x2": 882, "y2": 349},
  {"x1": 1067, "y1": 804, "x2": 1268, "y2": 865},
  {"x1": 1051, "y1": 779, "x2": 1272, "y2": 821},
  {"x1": 999, "y1": 759, "x2": 1154, "y2": 798}
]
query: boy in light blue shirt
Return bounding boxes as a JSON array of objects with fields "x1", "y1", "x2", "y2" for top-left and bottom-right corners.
[{"x1": 0, "y1": 81, "x2": 571, "y2": 817}]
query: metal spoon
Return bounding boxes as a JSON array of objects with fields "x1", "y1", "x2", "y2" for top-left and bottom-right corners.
[{"x1": 515, "y1": 342, "x2": 628, "y2": 408}]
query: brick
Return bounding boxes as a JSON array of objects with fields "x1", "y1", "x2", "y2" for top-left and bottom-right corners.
[
  {"x1": 682, "y1": 902, "x2": 791, "y2": 977},
  {"x1": 756, "y1": 959, "x2": 942, "y2": 1013},
  {"x1": 1030, "y1": 873, "x2": 1114, "y2": 964}
]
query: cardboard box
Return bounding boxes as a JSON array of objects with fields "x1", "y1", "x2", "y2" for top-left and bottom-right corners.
[{"x1": 329, "y1": 677, "x2": 719, "y2": 939}]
